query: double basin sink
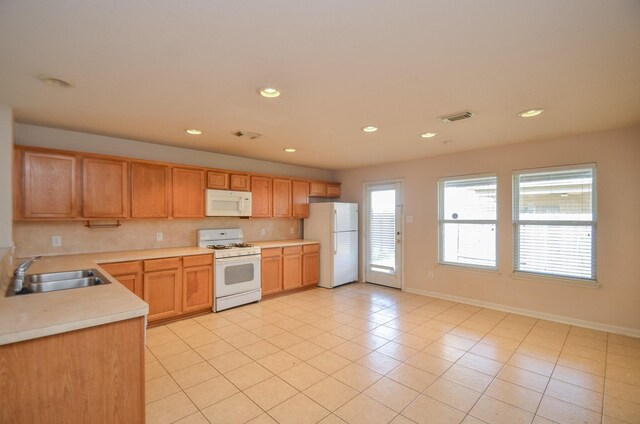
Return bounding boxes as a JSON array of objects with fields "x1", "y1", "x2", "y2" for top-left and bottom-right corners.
[{"x1": 6, "y1": 269, "x2": 111, "y2": 296}]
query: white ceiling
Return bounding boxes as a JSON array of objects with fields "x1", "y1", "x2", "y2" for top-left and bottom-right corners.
[{"x1": 1, "y1": 1, "x2": 639, "y2": 170}]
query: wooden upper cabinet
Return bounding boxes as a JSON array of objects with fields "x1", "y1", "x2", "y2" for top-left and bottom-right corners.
[
  {"x1": 292, "y1": 180, "x2": 310, "y2": 218},
  {"x1": 130, "y1": 162, "x2": 170, "y2": 218},
  {"x1": 22, "y1": 151, "x2": 78, "y2": 219},
  {"x1": 326, "y1": 183, "x2": 341, "y2": 198},
  {"x1": 272, "y1": 178, "x2": 292, "y2": 218},
  {"x1": 207, "y1": 171, "x2": 229, "y2": 190},
  {"x1": 230, "y1": 174, "x2": 250, "y2": 191},
  {"x1": 251, "y1": 176, "x2": 272, "y2": 218},
  {"x1": 82, "y1": 157, "x2": 129, "y2": 218},
  {"x1": 309, "y1": 181, "x2": 327, "y2": 197},
  {"x1": 172, "y1": 167, "x2": 205, "y2": 218}
]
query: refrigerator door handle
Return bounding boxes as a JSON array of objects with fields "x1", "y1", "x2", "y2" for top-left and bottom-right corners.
[
  {"x1": 334, "y1": 234, "x2": 338, "y2": 255},
  {"x1": 334, "y1": 210, "x2": 337, "y2": 232}
]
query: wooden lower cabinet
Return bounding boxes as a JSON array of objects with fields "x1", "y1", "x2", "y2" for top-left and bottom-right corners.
[
  {"x1": 302, "y1": 244, "x2": 320, "y2": 286},
  {"x1": 144, "y1": 268, "x2": 182, "y2": 322},
  {"x1": 282, "y1": 246, "x2": 303, "y2": 290},
  {"x1": 0, "y1": 317, "x2": 145, "y2": 423},
  {"x1": 100, "y1": 261, "x2": 143, "y2": 298},
  {"x1": 261, "y1": 244, "x2": 319, "y2": 296},
  {"x1": 102, "y1": 254, "x2": 213, "y2": 325},
  {"x1": 261, "y1": 248, "x2": 283, "y2": 296},
  {"x1": 183, "y1": 265, "x2": 213, "y2": 313}
]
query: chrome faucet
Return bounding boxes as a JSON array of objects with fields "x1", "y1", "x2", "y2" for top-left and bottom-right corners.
[{"x1": 13, "y1": 256, "x2": 42, "y2": 293}]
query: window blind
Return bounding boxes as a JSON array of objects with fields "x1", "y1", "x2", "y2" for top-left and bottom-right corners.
[
  {"x1": 368, "y1": 190, "x2": 396, "y2": 274},
  {"x1": 513, "y1": 165, "x2": 596, "y2": 281},
  {"x1": 438, "y1": 175, "x2": 497, "y2": 269}
]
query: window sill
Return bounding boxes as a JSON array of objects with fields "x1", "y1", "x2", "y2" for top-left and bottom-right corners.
[
  {"x1": 510, "y1": 272, "x2": 600, "y2": 289},
  {"x1": 436, "y1": 262, "x2": 501, "y2": 276}
]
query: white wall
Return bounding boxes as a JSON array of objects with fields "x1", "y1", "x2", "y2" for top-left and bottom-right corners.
[
  {"x1": 0, "y1": 106, "x2": 13, "y2": 248},
  {"x1": 14, "y1": 124, "x2": 334, "y2": 181},
  {"x1": 335, "y1": 125, "x2": 640, "y2": 333}
]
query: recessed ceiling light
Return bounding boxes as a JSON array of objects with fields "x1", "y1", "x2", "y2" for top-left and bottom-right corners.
[
  {"x1": 362, "y1": 126, "x2": 378, "y2": 133},
  {"x1": 420, "y1": 132, "x2": 437, "y2": 138},
  {"x1": 185, "y1": 129, "x2": 202, "y2": 135},
  {"x1": 259, "y1": 87, "x2": 281, "y2": 98},
  {"x1": 518, "y1": 108, "x2": 544, "y2": 118},
  {"x1": 38, "y1": 74, "x2": 74, "y2": 88},
  {"x1": 284, "y1": 148, "x2": 296, "y2": 153}
]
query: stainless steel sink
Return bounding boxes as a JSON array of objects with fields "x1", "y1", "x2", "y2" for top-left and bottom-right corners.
[
  {"x1": 29, "y1": 270, "x2": 97, "y2": 283},
  {"x1": 6, "y1": 269, "x2": 111, "y2": 296}
]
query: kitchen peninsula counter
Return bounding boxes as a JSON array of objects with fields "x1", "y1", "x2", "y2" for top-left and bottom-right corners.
[{"x1": 0, "y1": 247, "x2": 211, "y2": 345}]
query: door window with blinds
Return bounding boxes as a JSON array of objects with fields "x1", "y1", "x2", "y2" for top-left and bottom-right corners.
[
  {"x1": 438, "y1": 174, "x2": 497, "y2": 269},
  {"x1": 513, "y1": 164, "x2": 596, "y2": 281}
]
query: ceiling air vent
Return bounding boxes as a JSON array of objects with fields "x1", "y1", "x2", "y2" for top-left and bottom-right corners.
[
  {"x1": 439, "y1": 111, "x2": 476, "y2": 123},
  {"x1": 233, "y1": 131, "x2": 262, "y2": 140}
]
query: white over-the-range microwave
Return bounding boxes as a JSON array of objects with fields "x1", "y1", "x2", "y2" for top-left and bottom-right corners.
[{"x1": 205, "y1": 189, "x2": 252, "y2": 217}]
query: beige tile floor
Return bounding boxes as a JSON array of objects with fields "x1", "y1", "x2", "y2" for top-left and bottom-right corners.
[{"x1": 144, "y1": 283, "x2": 640, "y2": 424}]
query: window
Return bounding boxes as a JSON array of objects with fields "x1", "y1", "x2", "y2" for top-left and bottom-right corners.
[
  {"x1": 438, "y1": 175, "x2": 497, "y2": 269},
  {"x1": 513, "y1": 165, "x2": 596, "y2": 281}
]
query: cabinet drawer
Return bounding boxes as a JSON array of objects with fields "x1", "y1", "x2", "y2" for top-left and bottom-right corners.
[
  {"x1": 144, "y1": 257, "x2": 180, "y2": 272},
  {"x1": 283, "y1": 246, "x2": 303, "y2": 255},
  {"x1": 261, "y1": 247, "x2": 282, "y2": 258},
  {"x1": 303, "y1": 244, "x2": 320, "y2": 253},
  {"x1": 183, "y1": 254, "x2": 213, "y2": 268},
  {"x1": 100, "y1": 260, "x2": 141, "y2": 276}
]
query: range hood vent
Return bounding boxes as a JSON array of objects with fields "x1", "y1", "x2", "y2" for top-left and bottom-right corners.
[
  {"x1": 233, "y1": 131, "x2": 262, "y2": 140},
  {"x1": 439, "y1": 111, "x2": 476, "y2": 123}
]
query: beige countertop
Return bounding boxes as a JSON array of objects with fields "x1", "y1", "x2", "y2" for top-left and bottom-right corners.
[
  {"x1": 251, "y1": 239, "x2": 320, "y2": 249},
  {"x1": 0, "y1": 247, "x2": 212, "y2": 346}
]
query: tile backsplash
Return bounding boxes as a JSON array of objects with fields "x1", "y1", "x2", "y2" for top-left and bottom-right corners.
[{"x1": 13, "y1": 218, "x2": 301, "y2": 258}]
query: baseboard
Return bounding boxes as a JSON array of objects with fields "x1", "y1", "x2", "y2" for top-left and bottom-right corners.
[{"x1": 403, "y1": 287, "x2": 640, "y2": 338}]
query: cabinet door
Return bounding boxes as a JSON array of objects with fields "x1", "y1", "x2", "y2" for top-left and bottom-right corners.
[
  {"x1": 100, "y1": 261, "x2": 143, "y2": 298},
  {"x1": 207, "y1": 171, "x2": 229, "y2": 190},
  {"x1": 144, "y1": 269, "x2": 182, "y2": 322},
  {"x1": 303, "y1": 244, "x2": 320, "y2": 286},
  {"x1": 23, "y1": 151, "x2": 78, "y2": 219},
  {"x1": 183, "y1": 265, "x2": 213, "y2": 313},
  {"x1": 326, "y1": 183, "x2": 341, "y2": 198},
  {"x1": 292, "y1": 180, "x2": 310, "y2": 218},
  {"x1": 272, "y1": 178, "x2": 292, "y2": 218},
  {"x1": 131, "y1": 162, "x2": 170, "y2": 218},
  {"x1": 251, "y1": 176, "x2": 272, "y2": 218},
  {"x1": 172, "y1": 167, "x2": 205, "y2": 218},
  {"x1": 82, "y1": 157, "x2": 129, "y2": 218},
  {"x1": 261, "y1": 248, "x2": 282, "y2": 296},
  {"x1": 282, "y1": 246, "x2": 303, "y2": 290},
  {"x1": 309, "y1": 181, "x2": 327, "y2": 197},
  {"x1": 230, "y1": 174, "x2": 250, "y2": 191}
]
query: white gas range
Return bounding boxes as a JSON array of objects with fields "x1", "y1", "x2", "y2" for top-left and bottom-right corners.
[{"x1": 197, "y1": 228, "x2": 261, "y2": 312}]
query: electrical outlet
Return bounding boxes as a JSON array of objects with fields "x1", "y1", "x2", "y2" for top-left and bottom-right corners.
[
  {"x1": 428, "y1": 271, "x2": 434, "y2": 279},
  {"x1": 290, "y1": 227, "x2": 295, "y2": 234},
  {"x1": 52, "y1": 235, "x2": 62, "y2": 247},
  {"x1": 156, "y1": 232, "x2": 163, "y2": 242},
  {"x1": 260, "y1": 228, "x2": 266, "y2": 236},
  {"x1": 406, "y1": 215, "x2": 414, "y2": 223}
]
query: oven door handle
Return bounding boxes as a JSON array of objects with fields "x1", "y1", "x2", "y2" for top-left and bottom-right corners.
[{"x1": 216, "y1": 255, "x2": 261, "y2": 264}]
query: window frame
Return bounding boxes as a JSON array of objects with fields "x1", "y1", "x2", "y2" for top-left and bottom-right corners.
[
  {"x1": 437, "y1": 173, "x2": 498, "y2": 271},
  {"x1": 512, "y1": 163, "x2": 597, "y2": 283}
]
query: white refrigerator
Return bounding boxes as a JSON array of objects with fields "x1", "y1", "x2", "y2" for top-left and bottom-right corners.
[{"x1": 304, "y1": 202, "x2": 358, "y2": 288}]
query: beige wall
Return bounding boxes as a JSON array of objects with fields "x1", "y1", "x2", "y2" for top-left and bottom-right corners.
[
  {"x1": 14, "y1": 124, "x2": 334, "y2": 181},
  {"x1": 14, "y1": 217, "x2": 301, "y2": 257},
  {"x1": 0, "y1": 106, "x2": 13, "y2": 248},
  {"x1": 335, "y1": 125, "x2": 640, "y2": 332}
]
